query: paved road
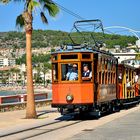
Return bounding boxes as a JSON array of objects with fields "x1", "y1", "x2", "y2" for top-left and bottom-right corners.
[
  {"x1": 1, "y1": 105, "x2": 140, "y2": 140},
  {"x1": 70, "y1": 107, "x2": 140, "y2": 140}
]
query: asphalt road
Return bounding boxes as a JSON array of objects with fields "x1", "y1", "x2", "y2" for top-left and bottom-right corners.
[{"x1": 70, "y1": 107, "x2": 140, "y2": 140}]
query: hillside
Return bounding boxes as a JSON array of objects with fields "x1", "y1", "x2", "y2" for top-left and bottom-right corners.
[{"x1": 0, "y1": 30, "x2": 137, "y2": 49}]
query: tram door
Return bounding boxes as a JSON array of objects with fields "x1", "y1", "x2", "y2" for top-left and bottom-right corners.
[{"x1": 94, "y1": 54, "x2": 98, "y2": 103}]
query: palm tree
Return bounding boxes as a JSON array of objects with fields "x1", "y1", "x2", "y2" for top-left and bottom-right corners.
[{"x1": 1, "y1": 0, "x2": 59, "y2": 118}]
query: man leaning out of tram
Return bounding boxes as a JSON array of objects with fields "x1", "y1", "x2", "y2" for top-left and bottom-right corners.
[{"x1": 82, "y1": 64, "x2": 92, "y2": 81}]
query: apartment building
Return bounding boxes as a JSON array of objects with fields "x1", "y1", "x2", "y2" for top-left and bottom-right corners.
[{"x1": 0, "y1": 57, "x2": 16, "y2": 67}]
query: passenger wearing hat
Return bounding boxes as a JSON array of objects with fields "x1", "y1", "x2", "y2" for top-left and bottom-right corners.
[
  {"x1": 66, "y1": 64, "x2": 78, "y2": 81},
  {"x1": 82, "y1": 64, "x2": 92, "y2": 81}
]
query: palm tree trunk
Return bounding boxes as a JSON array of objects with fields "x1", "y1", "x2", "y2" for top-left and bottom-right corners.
[{"x1": 26, "y1": 30, "x2": 37, "y2": 118}]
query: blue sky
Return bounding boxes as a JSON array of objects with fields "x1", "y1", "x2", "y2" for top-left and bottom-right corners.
[{"x1": 0, "y1": 0, "x2": 140, "y2": 33}]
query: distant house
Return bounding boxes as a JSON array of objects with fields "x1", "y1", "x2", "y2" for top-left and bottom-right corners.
[
  {"x1": 0, "y1": 57, "x2": 16, "y2": 67},
  {"x1": 109, "y1": 43, "x2": 140, "y2": 68}
]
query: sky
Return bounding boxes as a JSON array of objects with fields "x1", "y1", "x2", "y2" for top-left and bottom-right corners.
[{"x1": 0, "y1": 0, "x2": 140, "y2": 34}]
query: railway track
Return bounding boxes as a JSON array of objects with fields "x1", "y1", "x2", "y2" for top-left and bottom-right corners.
[{"x1": 0, "y1": 114, "x2": 83, "y2": 140}]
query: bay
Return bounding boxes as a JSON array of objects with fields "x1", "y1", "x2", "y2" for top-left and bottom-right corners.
[{"x1": 0, "y1": 90, "x2": 52, "y2": 98}]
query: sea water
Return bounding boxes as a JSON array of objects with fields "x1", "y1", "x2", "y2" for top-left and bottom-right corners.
[{"x1": 0, "y1": 90, "x2": 52, "y2": 98}]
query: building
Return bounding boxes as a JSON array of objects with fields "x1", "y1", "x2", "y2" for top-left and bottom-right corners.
[
  {"x1": 0, "y1": 57, "x2": 16, "y2": 67},
  {"x1": 108, "y1": 42, "x2": 140, "y2": 68}
]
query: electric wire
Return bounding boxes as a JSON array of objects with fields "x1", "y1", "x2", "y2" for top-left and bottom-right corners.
[{"x1": 54, "y1": 2, "x2": 85, "y2": 20}]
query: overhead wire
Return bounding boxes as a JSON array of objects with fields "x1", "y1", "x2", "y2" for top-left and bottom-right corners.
[{"x1": 54, "y1": 2, "x2": 85, "y2": 20}]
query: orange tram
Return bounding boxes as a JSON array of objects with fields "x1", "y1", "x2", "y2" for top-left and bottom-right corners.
[
  {"x1": 51, "y1": 45, "x2": 140, "y2": 117},
  {"x1": 51, "y1": 19, "x2": 140, "y2": 117}
]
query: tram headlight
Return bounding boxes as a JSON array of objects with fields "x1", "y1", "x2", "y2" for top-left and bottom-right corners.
[{"x1": 66, "y1": 95, "x2": 73, "y2": 102}]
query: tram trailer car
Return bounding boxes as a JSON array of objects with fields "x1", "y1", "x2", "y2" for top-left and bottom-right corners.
[
  {"x1": 118, "y1": 64, "x2": 139, "y2": 107},
  {"x1": 51, "y1": 45, "x2": 120, "y2": 116}
]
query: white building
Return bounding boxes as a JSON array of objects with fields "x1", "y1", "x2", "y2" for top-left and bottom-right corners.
[
  {"x1": 109, "y1": 42, "x2": 140, "y2": 68},
  {"x1": 0, "y1": 57, "x2": 16, "y2": 67}
]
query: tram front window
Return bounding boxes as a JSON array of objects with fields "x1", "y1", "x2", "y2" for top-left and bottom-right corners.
[
  {"x1": 61, "y1": 63, "x2": 78, "y2": 81},
  {"x1": 52, "y1": 63, "x2": 58, "y2": 82}
]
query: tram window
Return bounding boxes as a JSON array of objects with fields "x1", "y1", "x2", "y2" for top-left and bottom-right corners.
[
  {"x1": 52, "y1": 63, "x2": 58, "y2": 82},
  {"x1": 82, "y1": 54, "x2": 91, "y2": 59},
  {"x1": 105, "y1": 60, "x2": 107, "y2": 69},
  {"x1": 132, "y1": 71, "x2": 134, "y2": 80},
  {"x1": 111, "y1": 73, "x2": 113, "y2": 84},
  {"x1": 114, "y1": 73, "x2": 116, "y2": 84},
  {"x1": 100, "y1": 58, "x2": 102, "y2": 65},
  {"x1": 98, "y1": 57, "x2": 101, "y2": 64},
  {"x1": 81, "y1": 62, "x2": 92, "y2": 81},
  {"x1": 52, "y1": 55, "x2": 57, "y2": 61},
  {"x1": 108, "y1": 72, "x2": 110, "y2": 84},
  {"x1": 113, "y1": 64, "x2": 116, "y2": 71},
  {"x1": 102, "y1": 72, "x2": 105, "y2": 84},
  {"x1": 61, "y1": 63, "x2": 78, "y2": 81},
  {"x1": 108, "y1": 61, "x2": 111, "y2": 70},
  {"x1": 105, "y1": 72, "x2": 108, "y2": 84},
  {"x1": 104, "y1": 59, "x2": 106, "y2": 65},
  {"x1": 61, "y1": 54, "x2": 78, "y2": 60},
  {"x1": 129, "y1": 70, "x2": 131, "y2": 81},
  {"x1": 99, "y1": 72, "x2": 101, "y2": 84},
  {"x1": 102, "y1": 58, "x2": 104, "y2": 64}
]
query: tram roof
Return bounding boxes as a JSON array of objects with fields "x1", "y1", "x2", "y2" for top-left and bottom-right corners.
[
  {"x1": 51, "y1": 45, "x2": 114, "y2": 57},
  {"x1": 118, "y1": 63, "x2": 136, "y2": 70}
]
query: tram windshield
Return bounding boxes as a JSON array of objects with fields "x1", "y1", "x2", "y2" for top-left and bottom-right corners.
[
  {"x1": 61, "y1": 63, "x2": 78, "y2": 81},
  {"x1": 52, "y1": 63, "x2": 58, "y2": 82}
]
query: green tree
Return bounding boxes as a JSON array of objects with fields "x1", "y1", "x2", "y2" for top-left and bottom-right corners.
[
  {"x1": 34, "y1": 64, "x2": 42, "y2": 85},
  {"x1": 10, "y1": 68, "x2": 17, "y2": 85},
  {"x1": 42, "y1": 63, "x2": 51, "y2": 87},
  {"x1": 1, "y1": 0, "x2": 59, "y2": 118}
]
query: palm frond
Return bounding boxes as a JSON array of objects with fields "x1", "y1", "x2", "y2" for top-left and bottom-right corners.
[
  {"x1": 39, "y1": 0, "x2": 59, "y2": 17},
  {"x1": 0, "y1": 0, "x2": 11, "y2": 4},
  {"x1": 0, "y1": 0, "x2": 25, "y2": 4},
  {"x1": 16, "y1": 14, "x2": 25, "y2": 29},
  {"x1": 28, "y1": 0, "x2": 40, "y2": 11},
  {"x1": 40, "y1": 12, "x2": 48, "y2": 24},
  {"x1": 39, "y1": 0, "x2": 52, "y2": 5}
]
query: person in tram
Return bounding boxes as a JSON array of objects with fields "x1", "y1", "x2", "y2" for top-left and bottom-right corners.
[
  {"x1": 118, "y1": 73, "x2": 122, "y2": 83},
  {"x1": 126, "y1": 76, "x2": 131, "y2": 87},
  {"x1": 134, "y1": 72, "x2": 138, "y2": 83},
  {"x1": 82, "y1": 64, "x2": 92, "y2": 81},
  {"x1": 137, "y1": 74, "x2": 140, "y2": 91},
  {"x1": 66, "y1": 64, "x2": 78, "y2": 81}
]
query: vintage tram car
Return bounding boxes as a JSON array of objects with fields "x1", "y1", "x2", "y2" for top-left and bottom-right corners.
[
  {"x1": 51, "y1": 20, "x2": 139, "y2": 117},
  {"x1": 118, "y1": 64, "x2": 139, "y2": 106},
  {"x1": 51, "y1": 45, "x2": 118, "y2": 116}
]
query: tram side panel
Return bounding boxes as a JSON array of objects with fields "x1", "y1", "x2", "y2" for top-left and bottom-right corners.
[
  {"x1": 95, "y1": 54, "x2": 117, "y2": 104},
  {"x1": 98, "y1": 84, "x2": 117, "y2": 103}
]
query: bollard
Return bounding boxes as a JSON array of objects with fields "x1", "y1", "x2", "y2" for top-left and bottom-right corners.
[
  {"x1": 0, "y1": 97, "x2": 2, "y2": 104},
  {"x1": 20, "y1": 94, "x2": 24, "y2": 103}
]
